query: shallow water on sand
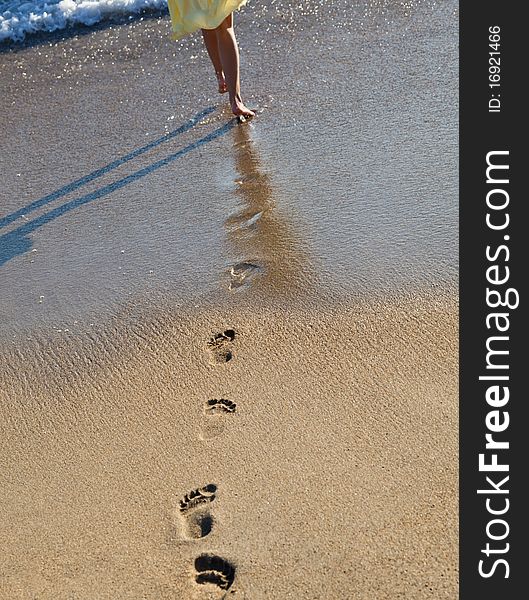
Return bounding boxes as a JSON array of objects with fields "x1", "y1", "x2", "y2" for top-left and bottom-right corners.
[{"x1": 0, "y1": 0, "x2": 458, "y2": 338}]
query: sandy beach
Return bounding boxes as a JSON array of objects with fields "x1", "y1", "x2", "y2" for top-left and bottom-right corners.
[
  {"x1": 1, "y1": 295, "x2": 458, "y2": 599},
  {"x1": 1, "y1": 1, "x2": 458, "y2": 598}
]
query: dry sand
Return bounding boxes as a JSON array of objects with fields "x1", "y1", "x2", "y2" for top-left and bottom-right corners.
[{"x1": 0, "y1": 294, "x2": 458, "y2": 599}]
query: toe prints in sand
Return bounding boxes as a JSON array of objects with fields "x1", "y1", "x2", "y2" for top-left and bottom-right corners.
[
  {"x1": 179, "y1": 484, "x2": 217, "y2": 540},
  {"x1": 194, "y1": 554, "x2": 236, "y2": 592},
  {"x1": 205, "y1": 399, "x2": 237, "y2": 414},
  {"x1": 206, "y1": 330, "x2": 236, "y2": 364}
]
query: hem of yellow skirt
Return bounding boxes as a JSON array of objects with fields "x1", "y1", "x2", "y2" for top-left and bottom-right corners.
[{"x1": 169, "y1": 0, "x2": 249, "y2": 41}]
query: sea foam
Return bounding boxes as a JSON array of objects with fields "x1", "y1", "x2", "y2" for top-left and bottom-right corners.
[{"x1": 0, "y1": 0, "x2": 167, "y2": 43}]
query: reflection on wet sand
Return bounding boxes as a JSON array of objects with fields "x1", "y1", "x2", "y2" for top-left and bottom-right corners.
[{"x1": 225, "y1": 124, "x2": 313, "y2": 297}]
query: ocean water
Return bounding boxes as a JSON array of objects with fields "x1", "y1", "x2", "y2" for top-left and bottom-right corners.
[{"x1": 0, "y1": 0, "x2": 166, "y2": 42}]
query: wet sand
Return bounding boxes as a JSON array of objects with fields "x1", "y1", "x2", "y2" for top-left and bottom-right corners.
[
  {"x1": 0, "y1": 0, "x2": 458, "y2": 598},
  {"x1": 0, "y1": 0, "x2": 458, "y2": 333}
]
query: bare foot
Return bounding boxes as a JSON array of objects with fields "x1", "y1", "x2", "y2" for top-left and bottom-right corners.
[
  {"x1": 216, "y1": 72, "x2": 228, "y2": 94},
  {"x1": 231, "y1": 95, "x2": 255, "y2": 119}
]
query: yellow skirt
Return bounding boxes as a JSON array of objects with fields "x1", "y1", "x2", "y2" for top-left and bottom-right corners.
[{"x1": 167, "y1": 0, "x2": 248, "y2": 40}]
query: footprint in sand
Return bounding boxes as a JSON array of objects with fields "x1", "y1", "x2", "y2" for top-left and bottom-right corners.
[
  {"x1": 194, "y1": 554, "x2": 235, "y2": 592},
  {"x1": 228, "y1": 262, "x2": 262, "y2": 291},
  {"x1": 179, "y1": 484, "x2": 217, "y2": 539},
  {"x1": 200, "y1": 399, "x2": 237, "y2": 440},
  {"x1": 206, "y1": 330, "x2": 236, "y2": 364}
]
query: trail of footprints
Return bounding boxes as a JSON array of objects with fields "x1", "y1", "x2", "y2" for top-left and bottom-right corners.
[{"x1": 179, "y1": 329, "x2": 239, "y2": 594}]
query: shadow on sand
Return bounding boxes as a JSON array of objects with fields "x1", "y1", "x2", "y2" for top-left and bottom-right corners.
[{"x1": 0, "y1": 107, "x2": 235, "y2": 266}]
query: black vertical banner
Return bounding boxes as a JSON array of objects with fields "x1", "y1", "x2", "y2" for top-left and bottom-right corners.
[{"x1": 460, "y1": 2, "x2": 526, "y2": 598}]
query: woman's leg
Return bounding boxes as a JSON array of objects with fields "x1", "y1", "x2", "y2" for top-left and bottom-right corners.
[
  {"x1": 201, "y1": 28, "x2": 227, "y2": 93},
  {"x1": 215, "y1": 14, "x2": 254, "y2": 117}
]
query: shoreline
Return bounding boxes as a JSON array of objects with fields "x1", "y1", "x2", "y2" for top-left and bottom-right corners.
[
  {"x1": 0, "y1": 8, "x2": 168, "y2": 51},
  {"x1": 1, "y1": 0, "x2": 458, "y2": 338}
]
